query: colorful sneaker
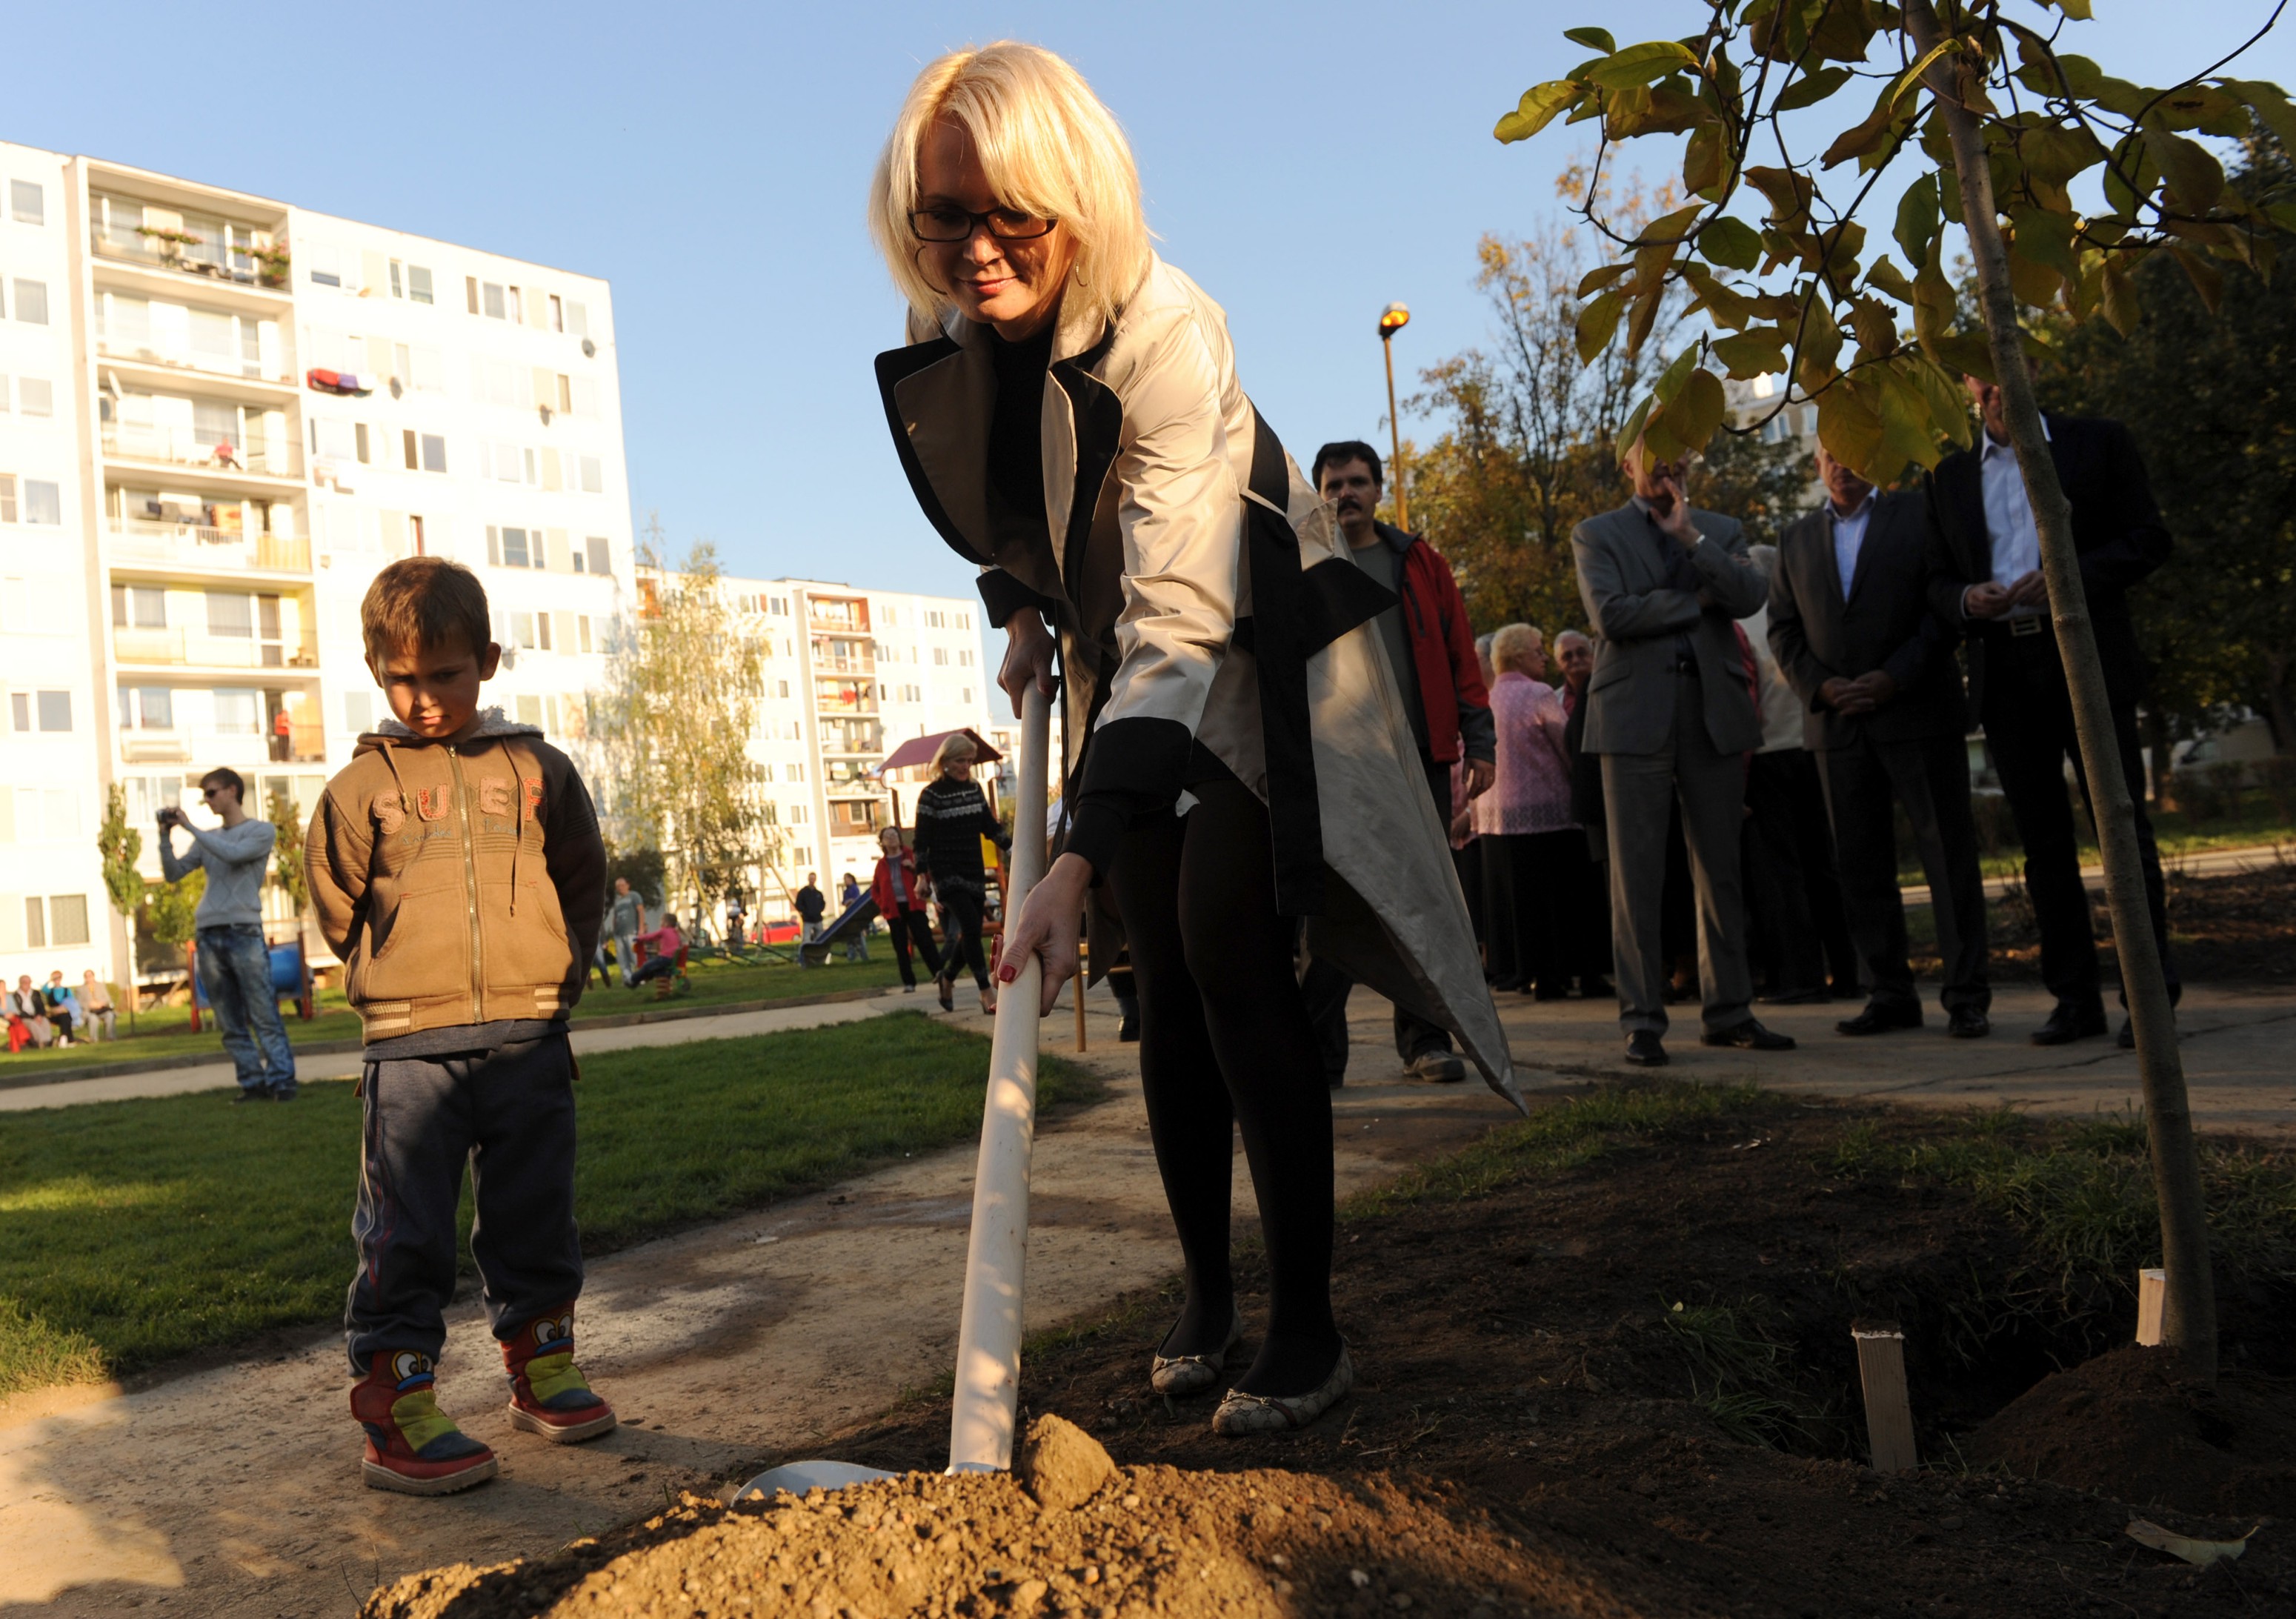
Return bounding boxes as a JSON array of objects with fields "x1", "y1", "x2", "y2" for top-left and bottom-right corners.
[
  {"x1": 503, "y1": 1310, "x2": 617, "y2": 1443},
  {"x1": 353, "y1": 1351, "x2": 498, "y2": 1495}
]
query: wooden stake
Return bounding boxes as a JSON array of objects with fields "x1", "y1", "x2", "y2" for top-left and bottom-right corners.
[
  {"x1": 1074, "y1": 927, "x2": 1088, "y2": 1053},
  {"x1": 1851, "y1": 1322, "x2": 1917, "y2": 1475},
  {"x1": 2136, "y1": 1269, "x2": 2166, "y2": 1347}
]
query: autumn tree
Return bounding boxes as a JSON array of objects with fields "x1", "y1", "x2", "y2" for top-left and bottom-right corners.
[
  {"x1": 95, "y1": 785, "x2": 144, "y2": 1028},
  {"x1": 1492, "y1": 0, "x2": 2295, "y2": 1380},
  {"x1": 590, "y1": 519, "x2": 779, "y2": 928}
]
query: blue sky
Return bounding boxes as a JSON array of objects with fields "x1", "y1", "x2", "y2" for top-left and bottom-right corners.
[{"x1": 13, "y1": 3, "x2": 2290, "y2": 611}]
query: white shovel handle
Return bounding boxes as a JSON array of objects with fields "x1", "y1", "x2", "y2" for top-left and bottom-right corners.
[{"x1": 947, "y1": 682, "x2": 1051, "y2": 1473}]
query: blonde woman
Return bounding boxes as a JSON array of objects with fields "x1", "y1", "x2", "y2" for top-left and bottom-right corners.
[
  {"x1": 868, "y1": 41, "x2": 1517, "y2": 1434},
  {"x1": 913, "y1": 731, "x2": 1008, "y2": 1013}
]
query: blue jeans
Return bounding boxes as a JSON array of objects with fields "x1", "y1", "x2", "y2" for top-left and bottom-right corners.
[{"x1": 196, "y1": 924, "x2": 296, "y2": 1095}]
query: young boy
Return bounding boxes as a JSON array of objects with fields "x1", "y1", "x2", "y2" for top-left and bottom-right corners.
[{"x1": 307, "y1": 557, "x2": 613, "y2": 1495}]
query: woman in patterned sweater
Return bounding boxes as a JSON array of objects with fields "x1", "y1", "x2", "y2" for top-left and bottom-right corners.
[{"x1": 912, "y1": 733, "x2": 1009, "y2": 1014}]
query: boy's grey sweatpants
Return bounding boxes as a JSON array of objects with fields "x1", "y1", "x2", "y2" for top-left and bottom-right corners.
[{"x1": 345, "y1": 1030, "x2": 583, "y2": 1374}]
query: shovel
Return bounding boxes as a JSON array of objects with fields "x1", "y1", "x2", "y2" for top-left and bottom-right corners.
[{"x1": 741, "y1": 682, "x2": 1054, "y2": 1497}]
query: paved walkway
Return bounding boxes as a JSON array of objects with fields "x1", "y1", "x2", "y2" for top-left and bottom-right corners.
[{"x1": 1900, "y1": 840, "x2": 2288, "y2": 907}]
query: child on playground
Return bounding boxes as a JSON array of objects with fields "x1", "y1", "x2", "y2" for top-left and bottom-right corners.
[{"x1": 305, "y1": 556, "x2": 614, "y2": 1495}]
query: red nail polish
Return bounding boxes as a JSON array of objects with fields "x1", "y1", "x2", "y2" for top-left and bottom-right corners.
[{"x1": 997, "y1": 965, "x2": 1016, "y2": 984}]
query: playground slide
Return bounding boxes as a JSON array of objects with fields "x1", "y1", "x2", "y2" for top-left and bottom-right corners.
[{"x1": 797, "y1": 894, "x2": 881, "y2": 966}]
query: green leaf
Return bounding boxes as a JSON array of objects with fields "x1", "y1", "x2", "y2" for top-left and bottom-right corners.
[
  {"x1": 1495, "y1": 81, "x2": 1581, "y2": 144},
  {"x1": 1849, "y1": 294, "x2": 1900, "y2": 358},
  {"x1": 1669, "y1": 368, "x2": 1728, "y2": 455},
  {"x1": 2222, "y1": 78, "x2": 2296, "y2": 153},
  {"x1": 2145, "y1": 125, "x2": 2225, "y2": 212},
  {"x1": 1577, "y1": 262, "x2": 1634, "y2": 298},
  {"x1": 1624, "y1": 280, "x2": 1666, "y2": 354},
  {"x1": 1683, "y1": 123, "x2": 1726, "y2": 195},
  {"x1": 2102, "y1": 132, "x2": 2157, "y2": 219},
  {"x1": 1865, "y1": 256, "x2": 1914, "y2": 306},
  {"x1": 1618, "y1": 393, "x2": 1656, "y2": 457},
  {"x1": 2009, "y1": 205, "x2": 2080, "y2": 286},
  {"x1": 2044, "y1": 0, "x2": 2094, "y2": 19},
  {"x1": 1894, "y1": 174, "x2": 1940, "y2": 271},
  {"x1": 1816, "y1": 382, "x2": 1887, "y2": 479},
  {"x1": 2167, "y1": 247, "x2": 2224, "y2": 313},
  {"x1": 1910, "y1": 356, "x2": 1973, "y2": 451},
  {"x1": 1743, "y1": 165, "x2": 1814, "y2": 230},
  {"x1": 1697, "y1": 216, "x2": 1764, "y2": 270},
  {"x1": 1563, "y1": 26, "x2": 1616, "y2": 52},
  {"x1": 1871, "y1": 365, "x2": 1943, "y2": 471},
  {"x1": 1774, "y1": 66, "x2": 1851, "y2": 113},
  {"x1": 1583, "y1": 40, "x2": 1701, "y2": 92},
  {"x1": 1712, "y1": 328, "x2": 1788, "y2": 379},
  {"x1": 1928, "y1": 331, "x2": 1996, "y2": 383},
  {"x1": 1576, "y1": 290, "x2": 1628, "y2": 365},
  {"x1": 1653, "y1": 342, "x2": 1702, "y2": 405},
  {"x1": 2098, "y1": 256, "x2": 2141, "y2": 336},
  {"x1": 1912, "y1": 250, "x2": 1956, "y2": 345}
]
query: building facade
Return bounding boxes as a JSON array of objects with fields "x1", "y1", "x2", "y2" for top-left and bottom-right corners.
[{"x1": 0, "y1": 142, "x2": 634, "y2": 992}]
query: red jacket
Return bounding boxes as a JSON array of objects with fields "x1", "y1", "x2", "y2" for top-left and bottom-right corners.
[
  {"x1": 1388, "y1": 526, "x2": 1492, "y2": 765},
  {"x1": 871, "y1": 850, "x2": 924, "y2": 916}
]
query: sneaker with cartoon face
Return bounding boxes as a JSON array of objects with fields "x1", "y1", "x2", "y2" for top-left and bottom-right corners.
[
  {"x1": 503, "y1": 1309, "x2": 617, "y2": 1443},
  {"x1": 352, "y1": 1350, "x2": 498, "y2": 1495}
]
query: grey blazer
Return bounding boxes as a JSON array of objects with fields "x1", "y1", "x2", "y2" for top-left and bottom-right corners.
[{"x1": 1571, "y1": 501, "x2": 1771, "y2": 757}]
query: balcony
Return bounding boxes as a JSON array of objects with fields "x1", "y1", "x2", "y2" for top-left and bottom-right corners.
[
  {"x1": 97, "y1": 337, "x2": 294, "y2": 392},
  {"x1": 808, "y1": 599, "x2": 871, "y2": 633},
  {"x1": 113, "y1": 627, "x2": 319, "y2": 672},
  {"x1": 102, "y1": 422, "x2": 296, "y2": 481},
  {"x1": 814, "y1": 679, "x2": 878, "y2": 717},
  {"x1": 107, "y1": 522, "x2": 310, "y2": 576},
  {"x1": 90, "y1": 222, "x2": 288, "y2": 293}
]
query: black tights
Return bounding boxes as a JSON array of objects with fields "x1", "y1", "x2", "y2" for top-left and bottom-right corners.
[
  {"x1": 936, "y1": 885, "x2": 991, "y2": 990},
  {"x1": 1110, "y1": 775, "x2": 1340, "y2": 1396}
]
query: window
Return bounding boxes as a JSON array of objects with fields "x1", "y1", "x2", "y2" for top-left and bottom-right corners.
[
  {"x1": 925, "y1": 609, "x2": 945, "y2": 628},
  {"x1": 577, "y1": 455, "x2": 602, "y2": 493},
  {"x1": 577, "y1": 615, "x2": 593, "y2": 654},
  {"x1": 931, "y1": 647, "x2": 948, "y2": 666},
  {"x1": 308, "y1": 247, "x2": 341, "y2": 288},
  {"x1": 956, "y1": 650, "x2": 974, "y2": 666},
  {"x1": 566, "y1": 376, "x2": 598, "y2": 418},
  {"x1": 355, "y1": 422, "x2": 370, "y2": 465},
  {"x1": 0, "y1": 475, "x2": 15, "y2": 523},
  {"x1": 492, "y1": 525, "x2": 531, "y2": 568},
  {"x1": 538, "y1": 611, "x2": 553, "y2": 650},
  {"x1": 420, "y1": 433, "x2": 446, "y2": 473},
  {"x1": 13, "y1": 689, "x2": 72, "y2": 731},
  {"x1": 512, "y1": 611, "x2": 536, "y2": 648},
  {"x1": 788, "y1": 763, "x2": 807, "y2": 783},
  {"x1": 388, "y1": 260, "x2": 403, "y2": 298},
  {"x1": 0, "y1": 374, "x2": 8, "y2": 411},
  {"x1": 23, "y1": 481, "x2": 58, "y2": 525},
  {"x1": 516, "y1": 695, "x2": 542, "y2": 728},
  {"x1": 112, "y1": 585, "x2": 166, "y2": 628},
  {"x1": 404, "y1": 264, "x2": 434, "y2": 305},
  {"x1": 17, "y1": 379, "x2": 48, "y2": 417},
  {"x1": 566, "y1": 302, "x2": 588, "y2": 339},
  {"x1": 119, "y1": 685, "x2": 174, "y2": 729},
  {"x1": 10, "y1": 180, "x2": 42, "y2": 225},
  {"x1": 403, "y1": 428, "x2": 418, "y2": 470},
  {"x1": 466, "y1": 276, "x2": 479, "y2": 313},
  {"x1": 506, "y1": 286, "x2": 522, "y2": 323},
  {"x1": 956, "y1": 611, "x2": 971, "y2": 629},
  {"x1": 584, "y1": 535, "x2": 609, "y2": 575},
  {"x1": 13, "y1": 279, "x2": 47, "y2": 325},
  {"x1": 962, "y1": 687, "x2": 974, "y2": 704},
  {"x1": 482, "y1": 282, "x2": 505, "y2": 319},
  {"x1": 777, "y1": 679, "x2": 791, "y2": 698},
  {"x1": 21, "y1": 897, "x2": 44, "y2": 950},
  {"x1": 311, "y1": 417, "x2": 357, "y2": 462},
  {"x1": 407, "y1": 344, "x2": 442, "y2": 391},
  {"x1": 549, "y1": 293, "x2": 563, "y2": 331},
  {"x1": 48, "y1": 894, "x2": 90, "y2": 947},
  {"x1": 207, "y1": 591, "x2": 253, "y2": 637},
  {"x1": 344, "y1": 690, "x2": 375, "y2": 733},
  {"x1": 788, "y1": 805, "x2": 808, "y2": 824},
  {"x1": 213, "y1": 688, "x2": 259, "y2": 733},
  {"x1": 493, "y1": 442, "x2": 523, "y2": 484}
]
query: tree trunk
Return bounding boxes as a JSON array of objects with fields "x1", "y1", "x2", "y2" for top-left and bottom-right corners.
[
  {"x1": 2263, "y1": 650, "x2": 2295, "y2": 757},
  {"x1": 1909, "y1": 1, "x2": 2217, "y2": 1382}
]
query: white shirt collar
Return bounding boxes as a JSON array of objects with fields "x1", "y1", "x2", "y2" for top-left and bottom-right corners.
[
  {"x1": 1828, "y1": 491, "x2": 1877, "y2": 524},
  {"x1": 1980, "y1": 413, "x2": 2052, "y2": 461}
]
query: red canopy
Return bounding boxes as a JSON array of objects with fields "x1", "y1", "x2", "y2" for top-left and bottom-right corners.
[{"x1": 876, "y1": 727, "x2": 1003, "y2": 775}]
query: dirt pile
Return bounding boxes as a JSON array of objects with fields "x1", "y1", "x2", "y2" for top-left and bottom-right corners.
[
  {"x1": 361, "y1": 1430, "x2": 1586, "y2": 1619},
  {"x1": 1968, "y1": 1343, "x2": 2296, "y2": 1515}
]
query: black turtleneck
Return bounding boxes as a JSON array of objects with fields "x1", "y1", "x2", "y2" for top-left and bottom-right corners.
[{"x1": 988, "y1": 323, "x2": 1054, "y2": 531}]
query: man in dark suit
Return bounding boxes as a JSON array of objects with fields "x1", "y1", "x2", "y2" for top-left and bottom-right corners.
[
  {"x1": 1572, "y1": 440, "x2": 1797, "y2": 1066},
  {"x1": 1773, "y1": 445, "x2": 1990, "y2": 1039},
  {"x1": 1925, "y1": 380, "x2": 2176, "y2": 1047}
]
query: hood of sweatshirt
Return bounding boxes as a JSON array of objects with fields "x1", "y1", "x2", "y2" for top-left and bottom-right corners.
[{"x1": 350, "y1": 705, "x2": 545, "y2": 759}]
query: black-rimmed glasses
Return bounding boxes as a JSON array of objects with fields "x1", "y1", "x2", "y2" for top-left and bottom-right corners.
[{"x1": 908, "y1": 206, "x2": 1057, "y2": 243}]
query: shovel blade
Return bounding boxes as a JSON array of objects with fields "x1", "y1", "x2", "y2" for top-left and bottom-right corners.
[{"x1": 736, "y1": 1459, "x2": 896, "y2": 1500}]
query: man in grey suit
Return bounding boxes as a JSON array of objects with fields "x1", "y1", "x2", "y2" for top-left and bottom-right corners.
[{"x1": 1573, "y1": 440, "x2": 1798, "y2": 1066}]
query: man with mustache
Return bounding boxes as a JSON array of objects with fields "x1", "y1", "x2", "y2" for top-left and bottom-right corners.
[{"x1": 1300, "y1": 440, "x2": 1494, "y2": 1085}]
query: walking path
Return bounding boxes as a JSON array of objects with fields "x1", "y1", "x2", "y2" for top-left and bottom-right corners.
[
  {"x1": 2, "y1": 975, "x2": 2290, "y2": 1615},
  {"x1": 1900, "y1": 840, "x2": 2288, "y2": 906}
]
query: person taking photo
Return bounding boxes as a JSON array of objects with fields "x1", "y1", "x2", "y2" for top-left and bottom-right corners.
[{"x1": 159, "y1": 768, "x2": 297, "y2": 1100}]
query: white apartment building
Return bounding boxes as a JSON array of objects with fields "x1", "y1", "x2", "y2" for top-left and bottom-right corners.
[
  {"x1": 712, "y1": 573, "x2": 1000, "y2": 908},
  {"x1": 0, "y1": 142, "x2": 635, "y2": 991}
]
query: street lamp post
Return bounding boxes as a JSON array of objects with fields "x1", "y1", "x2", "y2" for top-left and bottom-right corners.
[{"x1": 1378, "y1": 302, "x2": 1411, "y2": 532}]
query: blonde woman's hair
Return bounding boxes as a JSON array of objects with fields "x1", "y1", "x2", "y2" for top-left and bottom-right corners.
[
  {"x1": 931, "y1": 731, "x2": 979, "y2": 777},
  {"x1": 1490, "y1": 622, "x2": 1544, "y2": 674},
  {"x1": 868, "y1": 41, "x2": 1151, "y2": 339}
]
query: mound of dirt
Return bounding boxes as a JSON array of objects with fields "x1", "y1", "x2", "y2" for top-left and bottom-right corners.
[
  {"x1": 361, "y1": 1423, "x2": 1580, "y2": 1619},
  {"x1": 1967, "y1": 1344, "x2": 2296, "y2": 1516}
]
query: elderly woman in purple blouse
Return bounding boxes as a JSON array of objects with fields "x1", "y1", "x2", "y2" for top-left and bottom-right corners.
[{"x1": 1473, "y1": 623, "x2": 1580, "y2": 997}]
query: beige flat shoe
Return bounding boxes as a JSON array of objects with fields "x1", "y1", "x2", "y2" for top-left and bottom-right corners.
[
  {"x1": 1211, "y1": 1344, "x2": 1353, "y2": 1437},
  {"x1": 1150, "y1": 1307, "x2": 1244, "y2": 1397}
]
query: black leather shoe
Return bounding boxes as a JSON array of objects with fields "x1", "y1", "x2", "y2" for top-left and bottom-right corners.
[
  {"x1": 1835, "y1": 1003, "x2": 1923, "y2": 1037},
  {"x1": 1701, "y1": 1019, "x2": 1797, "y2": 1051},
  {"x1": 1948, "y1": 1006, "x2": 1991, "y2": 1039},
  {"x1": 2032, "y1": 1000, "x2": 2108, "y2": 1045},
  {"x1": 232, "y1": 1086, "x2": 272, "y2": 1104},
  {"x1": 1623, "y1": 1031, "x2": 1668, "y2": 1066}
]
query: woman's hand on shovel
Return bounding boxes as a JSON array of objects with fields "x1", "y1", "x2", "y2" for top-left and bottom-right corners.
[{"x1": 998, "y1": 851, "x2": 1091, "y2": 1017}]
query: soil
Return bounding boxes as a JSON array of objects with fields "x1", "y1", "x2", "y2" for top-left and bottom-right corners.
[
  {"x1": 1969, "y1": 1345, "x2": 2296, "y2": 1517},
  {"x1": 357, "y1": 1091, "x2": 2296, "y2": 1619},
  {"x1": 1934, "y1": 862, "x2": 2296, "y2": 984}
]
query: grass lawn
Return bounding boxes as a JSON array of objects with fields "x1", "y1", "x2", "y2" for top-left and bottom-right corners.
[
  {"x1": 0, "y1": 1013, "x2": 1085, "y2": 1397},
  {"x1": 0, "y1": 950, "x2": 907, "y2": 1074}
]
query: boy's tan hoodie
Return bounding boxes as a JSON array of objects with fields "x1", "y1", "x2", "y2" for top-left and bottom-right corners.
[{"x1": 306, "y1": 708, "x2": 607, "y2": 1043}]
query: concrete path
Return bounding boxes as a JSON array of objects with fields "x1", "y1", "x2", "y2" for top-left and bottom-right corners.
[
  {"x1": 0, "y1": 994, "x2": 911, "y2": 1112},
  {"x1": 1900, "y1": 840, "x2": 2289, "y2": 907},
  {"x1": 1485, "y1": 980, "x2": 2296, "y2": 1137}
]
